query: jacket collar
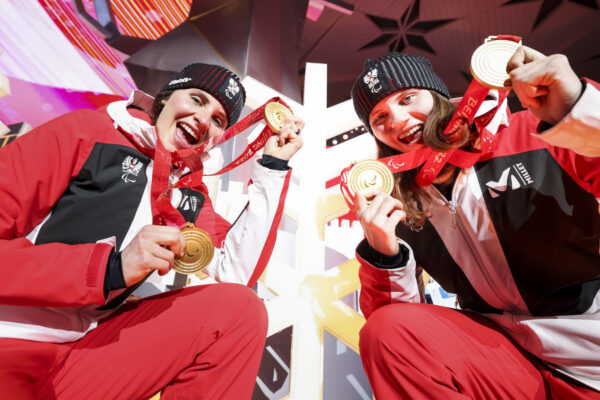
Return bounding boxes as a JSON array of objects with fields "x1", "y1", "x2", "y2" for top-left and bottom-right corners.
[{"x1": 106, "y1": 90, "x2": 158, "y2": 152}]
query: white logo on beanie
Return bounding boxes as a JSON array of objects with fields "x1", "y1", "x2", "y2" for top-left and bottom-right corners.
[
  {"x1": 363, "y1": 68, "x2": 381, "y2": 94},
  {"x1": 225, "y1": 78, "x2": 239, "y2": 99},
  {"x1": 168, "y1": 77, "x2": 192, "y2": 86}
]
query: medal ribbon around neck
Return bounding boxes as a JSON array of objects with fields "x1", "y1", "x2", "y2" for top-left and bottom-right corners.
[
  {"x1": 340, "y1": 35, "x2": 520, "y2": 207},
  {"x1": 148, "y1": 97, "x2": 292, "y2": 273}
]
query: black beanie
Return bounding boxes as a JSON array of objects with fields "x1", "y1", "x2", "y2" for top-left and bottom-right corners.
[
  {"x1": 161, "y1": 63, "x2": 246, "y2": 127},
  {"x1": 351, "y1": 52, "x2": 449, "y2": 131}
]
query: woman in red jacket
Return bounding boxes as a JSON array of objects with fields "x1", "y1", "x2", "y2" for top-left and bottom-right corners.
[
  {"x1": 351, "y1": 45, "x2": 600, "y2": 398},
  {"x1": 0, "y1": 63, "x2": 303, "y2": 399}
]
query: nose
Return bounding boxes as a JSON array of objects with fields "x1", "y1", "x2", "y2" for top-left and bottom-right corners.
[
  {"x1": 194, "y1": 110, "x2": 210, "y2": 134},
  {"x1": 389, "y1": 108, "x2": 409, "y2": 131}
]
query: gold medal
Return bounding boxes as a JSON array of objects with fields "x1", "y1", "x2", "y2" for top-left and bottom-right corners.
[
  {"x1": 264, "y1": 102, "x2": 293, "y2": 133},
  {"x1": 173, "y1": 223, "x2": 214, "y2": 274},
  {"x1": 347, "y1": 160, "x2": 394, "y2": 199},
  {"x1": 470, "y1": 37, "x2": 521, "y2": 90}
]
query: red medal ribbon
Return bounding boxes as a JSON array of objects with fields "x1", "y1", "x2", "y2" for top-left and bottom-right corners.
[{"x1": 415, "y1": 78, "x2": 495, "y2": 186}]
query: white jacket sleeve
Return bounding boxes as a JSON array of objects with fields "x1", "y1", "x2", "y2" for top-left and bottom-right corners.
[
  {"x1": 532, "y1": 80, "x2": 600, "y2": 157},
  {"x1": 204, "y1": 160, "x2": 291, "y2": 286}
]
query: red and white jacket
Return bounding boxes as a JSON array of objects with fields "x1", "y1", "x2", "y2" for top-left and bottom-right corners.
[
  {"x1": 0, "y1": 91, "x2": 291, "y2": 343},
  {"x1": 358, "y1": 80, "x2": 600, "y2": 390}
]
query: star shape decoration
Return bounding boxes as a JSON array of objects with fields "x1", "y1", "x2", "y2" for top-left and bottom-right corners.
[
  {"x1": 502, "y1": 0, "x2": 598, "y2": 28},
  {"x1": 359, "y1": 0, "x2": 456, "y2": 54}
]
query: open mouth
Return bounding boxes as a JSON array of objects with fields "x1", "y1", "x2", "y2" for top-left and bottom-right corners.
[
  {"x1": 398, "y1": 124, "x2": 423, "y2": 146},
  {"x1": 177, "y1": 122, "x2": 201, "y2": 147}
]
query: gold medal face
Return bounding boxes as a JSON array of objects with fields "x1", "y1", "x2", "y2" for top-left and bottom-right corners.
[
  {"x1": 470, "y1": 39, "x2": 520, "y2": 89},
  {"x1": 347, "y1": 160, "x2": 394, "y2": 198},
  {"x1": 264, "y1": 102, "x2": 293, "y2": 133},
  {"x1": 173, "y1": 224, "x2": 214, "y2": 274}
]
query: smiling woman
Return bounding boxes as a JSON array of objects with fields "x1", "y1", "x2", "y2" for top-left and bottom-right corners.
[
  {"x1": 347, "y1": 47, "x2": 600, "y2": 399},
  {"x1": 0, "y1": 62, "x2": 304, "y2": 399}
]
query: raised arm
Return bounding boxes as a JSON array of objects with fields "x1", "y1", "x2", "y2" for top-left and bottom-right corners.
[
  {"x1": 203, "y1": 115, "x2": 303, "y2": 287},
  {"x1": 353, "y1": 190, "x2": 421, "y2": 319}
]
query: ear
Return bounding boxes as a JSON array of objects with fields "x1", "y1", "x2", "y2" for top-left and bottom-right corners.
[{"x1": 161, "y1": 99, "x2": 167, "y2": 105}]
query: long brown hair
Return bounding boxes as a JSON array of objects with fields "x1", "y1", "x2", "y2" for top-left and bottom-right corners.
[{"x1": 374, "y1": 91, "x2": 476, "y2": 228}]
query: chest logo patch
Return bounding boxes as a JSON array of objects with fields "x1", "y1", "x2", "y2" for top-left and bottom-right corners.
[
  {"x1": 485, "y1": 163, "x2": 533, "y2": 198},
  {"x1": 121, "y1": 156, "x2": 144, "y2": 183}
]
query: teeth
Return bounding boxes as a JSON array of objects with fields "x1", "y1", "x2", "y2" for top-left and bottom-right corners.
[
  {"x1": 400, "y1": 125, "x2": 421, "y2": 140},
  {"x1": 180, "y1": 123, "x2": 198, "y2": 140}
]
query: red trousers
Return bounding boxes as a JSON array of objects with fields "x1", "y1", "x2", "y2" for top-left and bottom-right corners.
[
  {"x1": 359, "y1": 303, "x2": 600, "y2": 400},
  {"x1": 0, "y1": 283, "x2": 267, "y2": 400}
]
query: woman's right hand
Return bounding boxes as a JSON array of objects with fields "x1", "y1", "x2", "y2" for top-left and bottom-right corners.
[
  {"x1": 263, "y1": 115, "x2": 305, "y2": 161},
  {"x1": 354, "y1": 189, "x2": 406, "y2": 256},
  {"x1": 120, "y1": 225, "x2": 186, "y2": 287}
]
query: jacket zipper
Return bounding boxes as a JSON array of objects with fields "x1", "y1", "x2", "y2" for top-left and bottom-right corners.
[{"x1": 434, "y1": 172, "x2": 514, "y2": 309}]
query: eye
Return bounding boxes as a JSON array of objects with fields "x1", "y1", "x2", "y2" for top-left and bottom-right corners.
[
  {"x1": 212, "y1": 116, "x2": 225, "y2": 128},
  {"x1": 400, "y1": 93, "x2": 416, "y2": 105},
  {"x1": 371, "y1": 113, "x2": 386, "y2": 125},
  {"x1": 191, "y1": 95, "x2": 203, "y2": 105}
]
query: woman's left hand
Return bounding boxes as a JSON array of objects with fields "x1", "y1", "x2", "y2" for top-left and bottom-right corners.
[
  {"x1": 507, "y1": 45, "x2": 582, "y2": 125},
  {"x1": 263, "y1": 115, "x2": 305, "y2": 161}
]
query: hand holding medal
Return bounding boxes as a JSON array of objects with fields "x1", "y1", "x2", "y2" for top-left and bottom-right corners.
[
  {"x1": 120, "y1": 225, "x2": 187, "y2": 286},
  {"x1": 353, "y1": 186, "x2": 406, "y2": 257},
  {"x1": 173, "y1": 223, "x2": 214, "y2": 274},
  {"x1": 262, "y1": 101, "x2": 304, "y2": 161},
  {"x1": 341, "y1": 160, "x2": 394, "y2": 207},
  {"x1": 506, "y1": 45, "x2": 583, "y2": 125},
  {"x1": 338, "y1": 159, "x2": 405, "y2": 256},
  {"x1": 264, "y1": 102, "x2": 293, "y2": 133}
]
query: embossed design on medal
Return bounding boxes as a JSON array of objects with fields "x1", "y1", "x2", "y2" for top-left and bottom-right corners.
[
  {"x1": 173, "y1": 222, "x2": 215, "y2": 274},
  {"x1": 470, "y1": 37, "x2": 521, "y2": 90},
  {"x1": 264, "y1": 102, "x2": 293, "y2": 133},
  {"x1": 347, "y1": 160, "x2": 394, "y2": 202}
]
